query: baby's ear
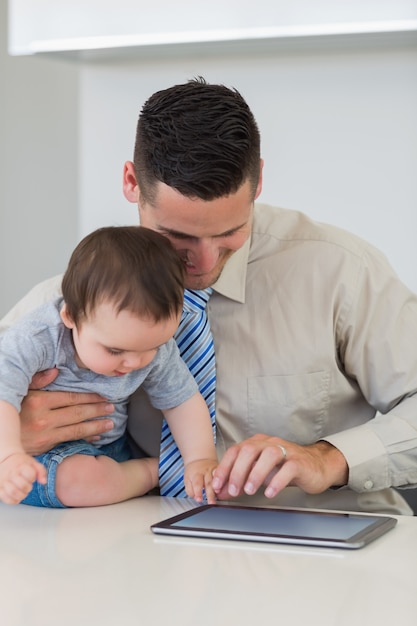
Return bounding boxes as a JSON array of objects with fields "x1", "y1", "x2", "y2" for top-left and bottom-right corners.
[{"x1": 60, "y1": 303, "x2": 75, "y2": 329}]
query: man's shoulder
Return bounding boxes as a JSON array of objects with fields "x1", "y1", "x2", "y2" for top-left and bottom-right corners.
[
  {"x1": 0, "y1": 274, "x2": 63, "y2": 334},
  {"x1": 252, "y1": 203, "x2": 373, "y2": 259},
  {"x1": 2, "y1": 297, "x2": 64, "y2": 340}
]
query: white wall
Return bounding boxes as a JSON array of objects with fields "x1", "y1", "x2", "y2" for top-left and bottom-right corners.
[
  {"x1": 0, "y1": 0, "x2": 79, "y2": 317},
  {"x1": 2, "y1": 0, "x2": 417, "y2": 318},
  {"x1": 79, "y1": 38, "x2": 417, "y2": 292},
  {"x1": 8, "y1": 0, "x2": 417, "y2": 53}
]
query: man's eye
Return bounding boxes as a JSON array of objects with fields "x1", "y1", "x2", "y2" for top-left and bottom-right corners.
[
  {"x1": 169, "y1": 233, "x2": 191, "y2": 241},
  {"x1": 220, "y1": 231, "x2": 237, "y2": 238}
]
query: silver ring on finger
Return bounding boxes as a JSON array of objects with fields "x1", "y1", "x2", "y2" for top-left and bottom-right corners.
[{"x1": 276, "y1": 444, "x2": 287, "y2": 461}]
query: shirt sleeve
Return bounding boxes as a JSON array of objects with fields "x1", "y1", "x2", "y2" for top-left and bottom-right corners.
[
  {"x1": 142, "y1": 339, "x2": 199, "y2": 410},
  {"x1": 0, "y1": 322, "x2": 55, "y2": 411},
  {"x1": 323, "y1": 246, "x2": 417, "y2": 492}
]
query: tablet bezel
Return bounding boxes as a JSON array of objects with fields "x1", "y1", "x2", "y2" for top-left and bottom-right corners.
[{"x1": 150, "y1": 504, "x2": 397, "y2": 549}]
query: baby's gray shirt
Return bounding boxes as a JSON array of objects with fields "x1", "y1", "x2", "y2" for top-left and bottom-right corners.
[{"x1": 0, "y1": 297, "x2": 198, "y2": 446}]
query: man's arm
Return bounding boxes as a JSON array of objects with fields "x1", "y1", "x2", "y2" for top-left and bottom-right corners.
[{"x1": 212, "y1": 246, "x2": 417, "y2": 502}]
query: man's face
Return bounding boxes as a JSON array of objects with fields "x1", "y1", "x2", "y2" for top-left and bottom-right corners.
[{"x1": 134, "y1": 178, "x2": 259, "y2": 291}]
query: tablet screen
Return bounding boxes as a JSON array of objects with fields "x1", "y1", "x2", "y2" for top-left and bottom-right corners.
[{"x1": 151, "y1": 504, "x2": 397, "y2": 549}]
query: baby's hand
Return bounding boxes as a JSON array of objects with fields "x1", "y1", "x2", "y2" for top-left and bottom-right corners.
[
  {"x1": 184, "y1": 459, "x2": 218, "y2": 504},
  {"x1": 0, "y1": 452, "x2": 47, "y2": 505}
]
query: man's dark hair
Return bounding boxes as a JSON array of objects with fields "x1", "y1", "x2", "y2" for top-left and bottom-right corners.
[
  {"x1": 134, "y1": 77, "x2": 261, "y2": 203},
  {"x1": 62, "y1": 226, "x2": 184, "y2": 326}
]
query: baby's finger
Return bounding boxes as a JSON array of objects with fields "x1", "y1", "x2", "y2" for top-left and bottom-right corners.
[
  {"x1": 18, "y1": 462, "x2": 38, "y2": 483},
  {"x1": 1, "y1": 479, "x2": 30, "y2": 504},
  {"x1": 34, "y1": 462, "x2": 47, "y2": 485},
  {"x1": 183, "y1": 475, "x2": 196, "y2": 501},
  {"x1": 203, "y1": 479, "x2": 217, "y2": 504},
  {"x1": 189, "y1": 475, "x2": 205, "y2": 503}
]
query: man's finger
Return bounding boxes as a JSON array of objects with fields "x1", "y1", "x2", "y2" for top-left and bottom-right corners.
[
  {"x1": 264, "y1": 461, "x2": 295, "y2": 498},
  {"x1": 59, "y1": 417, "x2": 114, "y2": 442},
  {"x1": 23, "y1": 389, "x2": 113, "y2": 413},
  {"x1": 29, "y1": 368, "x2": 59, "y2": 390},
  {"x1": 211, "y1": 446, "x2": 239, "y2": 492},
  {"x1": 20, "y1": 392, "x2": 115, "y2": 456}
]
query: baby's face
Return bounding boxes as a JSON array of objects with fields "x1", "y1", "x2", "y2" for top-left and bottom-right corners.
[{"x1": 64, "y1": 302, "x2": 180, "y2": 376}]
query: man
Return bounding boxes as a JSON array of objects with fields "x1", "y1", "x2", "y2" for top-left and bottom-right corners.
[{"x1": 2, "y1": 78, "x2": 417, "y2": 514}]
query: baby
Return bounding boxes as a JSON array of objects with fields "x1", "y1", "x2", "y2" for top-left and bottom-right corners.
[{"x1": 0, "y1": 226, "x2": 217, "y2": 507}]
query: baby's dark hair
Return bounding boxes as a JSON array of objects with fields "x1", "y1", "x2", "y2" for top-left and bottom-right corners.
[
  {"x1": 61, "y1": 226, "x2": 184, "y2": 326},
  {"x1": 134, "y1": 76, "x2": 261, "y2": 203}
]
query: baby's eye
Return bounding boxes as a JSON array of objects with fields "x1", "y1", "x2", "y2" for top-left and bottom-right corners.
[{"x1": 107, "y1": 348, "x2": 123, "y2": 356}]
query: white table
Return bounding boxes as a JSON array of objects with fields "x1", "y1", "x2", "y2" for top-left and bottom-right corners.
[{"x1": 0, "y1": 496, "x2": 415, "y2": 626}]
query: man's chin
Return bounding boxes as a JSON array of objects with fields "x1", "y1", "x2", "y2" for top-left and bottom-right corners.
[
  {"x1": 184, "y1": 271, "x2": 221, "y2": 291},
  {"x1": 184, "y1": 278, "x2": 213, "y2": 291}
]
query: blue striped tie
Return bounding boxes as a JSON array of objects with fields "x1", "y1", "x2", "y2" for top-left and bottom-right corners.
[{"x1": 159, "y1": 288, "x2": 216, "y2": 497}]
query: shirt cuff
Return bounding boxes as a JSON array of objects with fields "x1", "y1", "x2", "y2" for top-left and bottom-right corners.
[{"x1": 322, "y1": 426, "x2": 389, "y2": 492}]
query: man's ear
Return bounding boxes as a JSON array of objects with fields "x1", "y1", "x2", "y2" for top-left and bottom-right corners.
[
  {"x1": 60, "y1": 303, "x2": 75, "y2": 329},
  {"x1": 254, "y1": 159, "x2": 264, "y2": 201},
  {"x1": 123, "y1": 161, "x2": 140, "y2": 203}
]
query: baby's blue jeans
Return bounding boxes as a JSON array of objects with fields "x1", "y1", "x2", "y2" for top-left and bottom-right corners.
[{"x1": 22, "y1": 435, "x2": 131, "y2": 508}]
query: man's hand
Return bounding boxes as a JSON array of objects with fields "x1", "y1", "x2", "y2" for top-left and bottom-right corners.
[
  {"x1": 211, "y1": 434, "x2": 348, "y2": 500},
  {"x1": 21, "y1": 368, "x2": 115, "y2": 455}
]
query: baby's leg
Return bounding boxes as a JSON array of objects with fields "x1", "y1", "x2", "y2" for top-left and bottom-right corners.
[{"x1": 55, "y1": 455, "x2": 158, "y2": 507}]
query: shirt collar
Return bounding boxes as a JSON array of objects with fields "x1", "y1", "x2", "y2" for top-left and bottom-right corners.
[{"x1": 212, "y1": 234, "x2": 250, "y2": 304}]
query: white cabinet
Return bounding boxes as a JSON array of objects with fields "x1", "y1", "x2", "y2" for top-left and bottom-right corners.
[{"x1": 8, "y1": 0, "x2": 417, "y2": 59}]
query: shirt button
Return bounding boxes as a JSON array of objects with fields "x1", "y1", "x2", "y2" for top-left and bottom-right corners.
[{"x1": 364, "y1": 480, "x2": 374, "y2": 490}]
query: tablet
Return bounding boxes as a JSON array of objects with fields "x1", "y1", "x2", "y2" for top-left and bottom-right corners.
[{"x1": 151, "y1": 504, "x2": 397, "y2": 549}]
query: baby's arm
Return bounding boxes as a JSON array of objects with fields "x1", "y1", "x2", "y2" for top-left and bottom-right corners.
[
  {"x1": 162, "y1": 392, "x2": 218, "y2": 503},
  {"x1": 0, "y1": 400, "x2": 47, "y2": 504}
]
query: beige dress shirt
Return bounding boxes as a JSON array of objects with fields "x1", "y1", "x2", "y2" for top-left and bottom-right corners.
[{"x1": 3, "y1": 203, "x2": 417, "y2": 514}]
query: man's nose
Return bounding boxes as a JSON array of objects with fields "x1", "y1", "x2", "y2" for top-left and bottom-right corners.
[{"x1": 188, "y1": 239, "x2": 220, "y2": 272}]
